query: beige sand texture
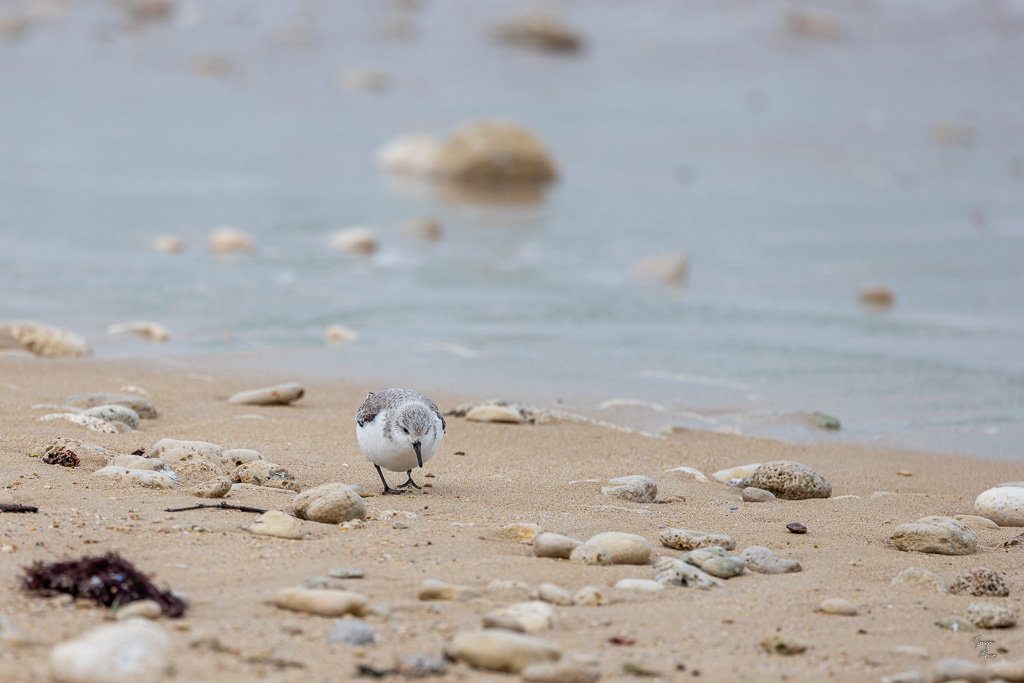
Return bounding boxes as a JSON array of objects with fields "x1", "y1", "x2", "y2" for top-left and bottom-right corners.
[{"x1": 1, "y1": 355, "x2": 1023, "y2": 682}]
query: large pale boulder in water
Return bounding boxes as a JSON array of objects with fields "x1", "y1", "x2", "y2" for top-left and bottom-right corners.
[{"x1": 0, "y1": 321, "x2": 91, "y2": 358}]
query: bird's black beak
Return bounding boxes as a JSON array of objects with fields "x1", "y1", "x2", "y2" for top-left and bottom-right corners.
[{"x1": 413, "y1": 440, "x2": 422, "y2": 468}]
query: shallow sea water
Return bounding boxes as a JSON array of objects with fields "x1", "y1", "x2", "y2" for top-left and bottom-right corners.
[{"x1": 1, "y1": 1, "x2": 1022, "y2": 457}]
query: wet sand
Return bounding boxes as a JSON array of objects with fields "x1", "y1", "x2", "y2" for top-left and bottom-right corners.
[{"x1": 1, "y1": 354, "x2": 1022, "y2": 682}]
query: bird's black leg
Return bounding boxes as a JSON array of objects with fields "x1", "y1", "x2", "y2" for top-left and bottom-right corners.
[
  {"x1": 396, "y1": 470, "x2": 422, "y2": 489},
  {"x1": 375, "y1": 465, "x2": 406, "y2": 495}
]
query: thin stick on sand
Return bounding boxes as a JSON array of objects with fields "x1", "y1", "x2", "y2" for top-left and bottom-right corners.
[{"x1": 164, "y1": 502, "x2": 268, "y2": 514}]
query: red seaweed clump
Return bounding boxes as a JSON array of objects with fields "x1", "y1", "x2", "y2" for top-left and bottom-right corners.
[{"x1": 21, "y1": 551, "x2": 185, "y2": 617}]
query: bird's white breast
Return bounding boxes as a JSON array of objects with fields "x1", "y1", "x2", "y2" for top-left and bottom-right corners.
[{"x1": 356, "y1": 409, "x2": 442, "y2": 473}]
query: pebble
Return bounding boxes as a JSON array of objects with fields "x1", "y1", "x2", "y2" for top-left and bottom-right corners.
[
  {"x1": 114, "y1": 600, "x2": 162, "y2": 621},
  {"x1": 231, "y1": 461, "x2": 300, "y2": 492},
  {"x1": 664, "y1": 466, "x2": 709, "y2": 483},
  {"x1": 988, "y1": 660, "x2": 1024, "y2": 682},
  {"x1": 327, "y1": 618, "x2": 374, "y2": 645},
  {"x1": 451, "y1": 629, "x2": 561, "y2": 674},
  {"x1": 248, "y1": 511, "x2": 305, "y2": 540},
  {"x1": 49, "y1": 620, "x2": 171, "y2": 683},
  {"x1": 417, "y1": 578, "x2": 481, "y2": 602},
  {"x1": 601, "y1": 475, "x2": 657, "y2": 503},
  {"x1": 659, "y1": 528, "x2": 736, "y2": 552},
  {"x1": 681, "y1": 547, "x2": 745, "y2": 578},
  {"x1": 891, "y1": 567, "x2": 947, "y2": 593},
  {"x1": 935, "y1": 616, "x2": 975, "y2": 632},
  {"x1": 932, "y1": 657, "x2": 990, "y2": 683},
  {"x1": 736, "y1": 461, "x2": 832, "y2": 500},
  {"x1": 586, "y1": 532, "x2": 652, "y2": 565},
  {"x1": 484, "y1": 602, "x2": 554, "y2": 633},
  {"x1": 154, "y1": 235, "x2": 183, "y2": 254},
  {"x1": 108, "y1": 455, "x2": 169, "y2": 472},
  {"x1": 324, "y1": 324, "x2": 358, "y2": 343},
  {"x1": 740, "y1": 546, "x2": 803, "y2": 574},
  {"x1": 465, "y1": 405, "x2": 524, "y2": 424},
  {"x1": 150, "y1": 439, "x2": 224, "y2": 471},
  {"x1": 301, "y1": 576, "x2": 348, "y2": 591},
  {"x1": 430, "y1": 120, "x2": 557, "y2": 185},
  {"x1": 493, "y1": 12, "x2": 584, "y2": 54},
  {"x1": 537, "y1": 583, "x2": 574, "y2": 606},
  {"x1": 967, "y1": 601, "x2": 1017, "y2": 629},
  {"x1": 569, "y1": 544, "x2": 612, "y2": 566},
  {"x1": 0, "y1": 321, "x2": 91, "y2": 358},
  {"x1": 502, "y1": 522, "x2": 544, "y2": 543},
  {"x1": 208, "y1": 225, "x2": 254, "y2": 254},
  {"x1": 220, "y1": 449, "x2": 265, "y2": 468},
  {"x1": 64, "y1": 392, "x2": 157, "y2": 418},
  {"x1": 91, "y1": 467, "x2": 179, "y2": 489},
  {"x1": 953, "y1": 514, "x2": 1000, "y2": 531},
  {"x1": 974, "y1": 486, "x2": 1024, "y2": 526},
  {"x1": 653, "y1": 558, "x2": 723, "y2": 589},
  {"x1": 572, "y1": 586, "x2": 606, "y2": 606},
  {"x1": 818, "y1": 598, "x2": 857, "y2": 616},
  {"x1": 859, "y1": 285, "x2": 895, "y2": 307},
  {"x1": 949, "y1": 567, "x2": 1010, "y2": 597},
  {"x1": 329, "y1": 226, "x2": 379, "y2": 255},
  {"x1": 533, "y1": 532, "x2": 582, "y2": 559},
  {"x1": 375, "y1": 134, "x2": 443, "y2": 176},
  {"x1": 40, "y1": 413, "x2": 129, "y2": 434},
  {"x1": 712, "y1": 463, "x2": 761, "y2": 483},
  {"x1": 742, "y1": 487, "x2": 776, "y2": 502},
  {"x1": 614, "y1": 578, "x2": 665, "y2": 593},
  {"x1": 291, "y1": 483, "x2": 365, "y2": 524},
  {"x1": 329, "y1": 568, "x2": 365, "y2": 579},
  {"x1": 228, "y1": 383, "x2": 305, "y2": 406},
  {"x1": 84, "y1": 405, "x2": 140, "y2": 429},
  {"x1": 521, "y1": 662, "x2": 600, "y2": 683},
  {"x1": 889, "y1": 516, "x2": 978, "y2": 555},
  {"x1": 190, "y1": 477, "x2": 232, "y2": 499},
  {"x1": 633, "y1": 252, "x2": 689, "y2": 285},
  {"x1": 761, "y1": 633, "x2": 807, "y2": 655},
  {"x1": 106, "y1": 322, "x2": 170, "y2": 343},
  {"x1": 786, "y1": 522, "x2": 808, "y2": 534},
  {"x1": 269, "y1": 588, "x2": 367, "y2": 617}
]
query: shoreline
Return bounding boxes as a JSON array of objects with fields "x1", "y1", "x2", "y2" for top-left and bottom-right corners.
[{"x1": 2, "y1": 354, "x2": 1023, "y2": 682}]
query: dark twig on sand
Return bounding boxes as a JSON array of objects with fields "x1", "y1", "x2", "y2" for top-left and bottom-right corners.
[
  {"x1": 0, "y1": 504, "x2": 38, "y2": 513},
  {"x1": 164, "y1": 502, "x2": 269, "y2": 514}
]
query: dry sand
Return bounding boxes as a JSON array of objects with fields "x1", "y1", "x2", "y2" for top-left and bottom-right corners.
[{"x1": 1, "y1": 354, "x2": 1022, "y2": 682}]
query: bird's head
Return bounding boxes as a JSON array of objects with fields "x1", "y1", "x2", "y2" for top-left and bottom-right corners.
[{"x1": 395, "y1": 404, "x2": 433, "y2": 467}]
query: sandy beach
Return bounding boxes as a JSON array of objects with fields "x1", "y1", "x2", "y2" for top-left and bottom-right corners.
[{"x1": 1, "y1": 353, "x2": 1022, "y2": 682}]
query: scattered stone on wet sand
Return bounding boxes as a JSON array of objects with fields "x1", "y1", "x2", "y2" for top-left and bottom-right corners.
[
  {"x1": 818, "y1": 598, "x2": 857, "y2": 616},
  {"x1": 988, "y1": 660, "x2": 1024, "y2": 681},
  {"x1": 329, "y1": 227, "x2": 378, "y2": 256},
  {"x1": 430, "y1": 120, "x2": 558, "y2": 186},
  {"x1": 231, "y1": 461, "x2": 300, "y2": 492},
  {"x1": 501, "y1": 522, "x2": 544, "y2": 544},
  {"x1": 484, "y1": 601, "x2": 554, "y2": 633},
  {"x1": 742, "y1": 487, "x2": 776, "y2": 502},
  {"x1": 572, "y1": 586, "x2": 606, "y2": 606},
  {"x1": 190, "y1": 477, "x2": 232, "y2": 499},
  {"x1": 633, "y1": 252, "x2": 689, "y2": 286},
  {"x1": 949, "y1": 567, "x2": 1010, "y2": 597},
  {"x1": 91, "y1": 467, "x2": 179, "y2": 489},
  {"x1": 615, "y1": 578, "x2": 665, "y2": 593},
  {"x1": 329, "y1": 568, "x2": 365, "y2": 579},
  {"x1": 935, "y1": 616, "x2": 975, "y2": 632},
  {"x1": 569, "y1": 544, "x2": 612, "y2": 566},
  {"x1": 974, "y1": 486, "x2": 1024, "y2": 526},
  {"x1": 521, "y1": 662, "x2": 600, "y2": 683},
  {"x1": 65, "y1": 392, "x2": 157, "y2": 418},
  {"x1": 664, "y1": 465, "x2": 709, "y2": 483},
  {"x1": 228, "y1": 383, "x2": 305, "y2": 406},
  {"x1": 465, "y1": 405, "x2": 525, "y2": 424},
  {"x1": 106, "y1": 321, "x2": 170, "y2": 343},
  {"x1": 327, "y1": 618, "x2": 375, "y2": 645},
  {"x1": 208, "y1": 225, "x2": 254, "y2": 254},
  {"x1": 400, "y1": 216, "x2": 443, "y2": 242},
  {"x1": 586, "y1": 532, "x2": 652, "y2": 565},
  {"x1": 83, "y1": 404, "x2": 141, "y2": 429},
  {"x1": 891, "y1": 567, "x2": 947, "y2": 592},
  {"x1": 31, "y1": 438, "x2": 114, "y2": 470},
  {"x1": 302, "y1": 575, "x2": 348, "y2": 591},
  {"x1": 889, "y1": 516, "x2": 978, "y2": 555},
  {"x1": 375, "y1": 134, "x2": 444, "y2": 177},
  {"x1": 537, "y1": 583, "x2": 574, "y2": 606},
  {"x1": 712, "y1": 463, "x2": 761, "y2": 483},
  {"x1": 114, "y1": 600, "x2": 163, "y2": 621},
  {"x1": 681, "y1": 547, "x2": 745, "y2": 579},
  {"x1": 49, "y1": 620, "x2": 172, "y2": 683},
  {"x1": 291, "y1": 483, "x2": 365, "y2": 524},
  {"x1": 761, "y1": 633, "x2": 807, "y2": 655},
  {"x1": 601, "y1": 475, "x2": 657, "y2": 503},
  {"x1": 492, "y1": 12, "x2": 583, "y2": 54},
  {"x1": 451, "y1": 629, "x2": 561, "y2": 674},
  {"x1": 269, "y1": 588, "x2": 367, "y2": 617},
  {"x1": 740, "y1": 546, "x2": 803, "y2": 574},
  {"x1": 653, "y1": 557, "x2": 723, "y2": 589},
  {"x1": 417, "y1": 578, "x2": 481, "y2": 602},
  {"x1": 953, "y1": 514, "x2": 1000, "y2": 531},
  {"x1": 786, "y1": 522, "x2": 808, "y2": 534},
  {"x1": 736, "y1": 461, "x2": 831, "y2": 500},
  {"x1": 659, "y1": 528, "x2": 736, "y2": 552},
  {"x1": 40, "y1": 413, "x2": 130, "y2": 434},
  {"x1": 932, "y1": 657, "x2": 991, "y2": 683},
  {"x1": 0, "y1": 320, "x2": 91, "y2": 358},
  {"x1": 532, "y1": 532, "x2": 583, "y2": 558},
  {"x1": 967, "y1": 601, "x2": 1017, "y2": 629},
  {"x1": 248, "y1": 511, "x2": 305, "y2": 540}
]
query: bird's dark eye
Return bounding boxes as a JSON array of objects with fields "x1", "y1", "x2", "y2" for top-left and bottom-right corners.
[{"x1": 402, "y1": 427, "x2": 409, "y2": 434}]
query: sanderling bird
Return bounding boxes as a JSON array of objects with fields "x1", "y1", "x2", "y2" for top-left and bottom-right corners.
[{"x1": 355, "y1": 388, "x2": 446, "y2": 495}]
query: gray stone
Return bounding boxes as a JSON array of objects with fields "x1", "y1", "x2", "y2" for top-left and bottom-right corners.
[
  {"x1": 400, "y1": 654, "x2": 449, "y2": 678},
  {"x1": 84, "y1": 405, "x2": 140, "y2": 430},
  {"x1": 601, "y1": 475, "x2": 657, "y2": 503},
  {"x1": 49, "y1": 620, "x2": 171, "y2": 683},
  {"x1": 954, "y1": 514, "x2": 1000, "y2": 531},
  {"x1": 451, "y1": 629, "x2": 561, "y2": 674},
  {"x1": 585, "y1": 532, "x2": 652, "y2": 565},
  {"x1": 681, "y1": 546, "x2": 745, "y2": 578},
  {"x1": 228, "y1": 383, "x2": 305, "y2": 406},
  {"x1": 107, "y1": 455, "x2": 166, "y2": 472},
  {"x1": 739, "y1": 461, "x2": 831, "y2": 500},
  {"x1": 537, "y1": 583, "x2": 574, "y2": 606},
  {"x1": 891, "y1": 567, "x2": 947, "y2": 592},
  {"x1": 291, "y1": 483, "x2": 365, "y2": 524},
  {"x1": 64, "y1": 393, "x2": 156, "y2": 418},
  {"x1": 150, "y1": 440, "x2": 224, "y2": 471},
  {"x1": 740, "y1": 546, "x2": 803, "y2": 574},
  {"x1": 328, "y1": 568, "x2": 365, "y2": 579},
  {"x1": 190, "y1": 477, "x2": 232, "y2": 499},
  {"x1": 302, "y1": 576, "x2": 348, "y2": 591},
  {"x1": 967, "y1": 601, "x2": 1017, "y2": 628},
  {"x1": 327, "y1": 618, "x2": 374, "y2": 645},
  {"x1": 818, "y1": 598, "x2": 857, "y2": 616},
  {"x1": 232, "y1": 461, "x2": 300, "y2": 492},
  {"x1": 533, "y1": 533, "x2": 582, "y2": 559},
  {"x1": 91, "y1": 467, "x2": 179, "y2": 489},
  {"x1": 742, "y1": 487, "x2": 776, "y2": 502},
  {"x1": 653, "y1": 557, "x2": 723, "y2": 589},
  {"x1": 659, "y1": 528, "x2": 736, "y2": 552},
  {"x1": 569, "y1": 544, "x2": 612, "y2": 566},
  {"x1": 949, "y1": 567, "x2": 1010, "y2": 597},
  {"x1": 932, "y1": 657, "x2": 990, "y2": 683},
  {"x1": 889, "y1": 516, "x2": 978, "y2": 555}
]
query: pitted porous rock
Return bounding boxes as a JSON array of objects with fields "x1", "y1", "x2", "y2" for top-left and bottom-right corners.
[
  {"x1": 232, "y1": 461, "x2": 301, "y2": 492},
  {"x1": 659, "y1": 528, "x2": 736, "y2": 552},
  {"x1": 949, "y1": 567, "x2": 1010, "y2": 597},
  {"x1": 737, "y1": 461, "x2": 831, "y2": 500},
  {"x1": 889, "y1": 516, "x2": 978, "y2": 556}
]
